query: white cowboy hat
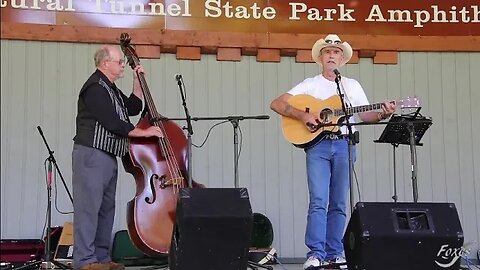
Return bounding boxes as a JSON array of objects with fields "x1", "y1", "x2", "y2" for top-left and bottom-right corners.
[{"x1": 311, "y1": 34, "x2": 353, "y2": 66}]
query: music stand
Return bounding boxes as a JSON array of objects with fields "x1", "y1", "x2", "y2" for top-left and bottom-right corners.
[{"x1": 374, "y1": 111, "x2": 432, "y2": 203}]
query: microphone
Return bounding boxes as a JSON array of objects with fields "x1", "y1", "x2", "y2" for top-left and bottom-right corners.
[
  {"x1": 333, "y1": 69, "x2": 341, "y2": 78},
  {"x1": 175, "y1": 73, "x2": 182, "y2": 82},
  {"x1": 333, "y1": 69, "x2": 341, "y2": 83},
  {"x1": 255, "y1": 115, "x2": 270, "y2": 120},
  {"x1": 47, "y1": 161, "x2": 53, "y2": 186}
]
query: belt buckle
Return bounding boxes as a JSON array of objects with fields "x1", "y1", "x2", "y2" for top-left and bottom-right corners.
[{"x1": 325, "y1": 133, "x2": 339, "y2": 140}]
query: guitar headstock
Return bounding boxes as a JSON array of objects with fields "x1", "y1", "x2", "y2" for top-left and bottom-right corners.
[{"x1": 397, "y1": 96, "x2": 422, "y2": 109}]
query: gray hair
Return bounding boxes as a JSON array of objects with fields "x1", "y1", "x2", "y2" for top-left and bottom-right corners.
[{"x1": 94, "y1": 46, "x2": 111, "y2": 67}]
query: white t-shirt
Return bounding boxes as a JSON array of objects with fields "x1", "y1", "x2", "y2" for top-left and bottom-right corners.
[{"x1": 287, "y1": 74, "x2": 370, "y2": 134}]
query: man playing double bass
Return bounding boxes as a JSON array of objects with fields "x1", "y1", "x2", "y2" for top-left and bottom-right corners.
[{"x1": 72, "y1": 45, "x2": 163, "y2": 270}]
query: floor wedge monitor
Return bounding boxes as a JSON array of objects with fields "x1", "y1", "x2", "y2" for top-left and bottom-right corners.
[
  {"x1": 344, "y1": 202, "x2": 464, "y2": 270},
  {"x1": 169, "y1": 188, "x2": 253, "y2": 270}
]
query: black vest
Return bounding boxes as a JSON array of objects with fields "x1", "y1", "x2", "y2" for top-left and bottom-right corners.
[{"x1": 74, "y1": 71, "x2": 130, "y2": 157}]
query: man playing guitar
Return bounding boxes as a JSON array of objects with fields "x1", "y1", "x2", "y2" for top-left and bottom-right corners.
[{"x1": 270, "y1": 34, "x2": 396, "y2": 270}]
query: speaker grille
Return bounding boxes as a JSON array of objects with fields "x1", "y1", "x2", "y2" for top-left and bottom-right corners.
[
  {"x1": 169, "y1": 188, "x2": 253, "y2": 270},
  {"x1": 344, "y1": 202, "x2": 464, "y2": 270}
]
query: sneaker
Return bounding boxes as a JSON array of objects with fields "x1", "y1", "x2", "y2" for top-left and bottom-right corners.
[
  {"x1": 303, "y1": 256, "x2": 330, "y2": 270},
  {"x1": 328, "y1": 256, "x2": 348, "y2": 269}
]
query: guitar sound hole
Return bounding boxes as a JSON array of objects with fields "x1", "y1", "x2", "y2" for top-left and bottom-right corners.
[{"x1": 319, "y1": 109, "x2": 333, "y2": 123}]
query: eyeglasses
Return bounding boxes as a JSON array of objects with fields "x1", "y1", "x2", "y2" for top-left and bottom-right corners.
[
  {"x1": 325, "y1": 39, "x2": 341, "y2": 44},
  {"x1": 107, "y1": 58, "x2": 125, "y2": 65}
]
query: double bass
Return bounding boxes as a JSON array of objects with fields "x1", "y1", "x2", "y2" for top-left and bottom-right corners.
[{"x1": 120, "y1": 33, "x2": 193, "y2": 256}]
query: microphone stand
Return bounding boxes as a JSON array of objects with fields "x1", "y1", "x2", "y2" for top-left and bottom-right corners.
[
  {"x1": 226, "y1": 115, "x2": 269, "y2": 189},
  {"x1": 17, "y1": 127, "x2": 72, "y2": 270},
  {"x1": 37, "y1": 126, "x2": 72, "y2": 269},
  {"x1": 37, "y1": 126, "x2": 74, "y2": 205},
  {"x1": 408, "y1": 109, "x2": 421, "y2": 203},
  {"x1": 156, "y1": 115, "x2": 270, "y2": 188},
  {"x1": 175, "y1": 75, "x2": 194, "y2": 187},
  {"x1": 333, "y1": 70, "x2": 357, "y2": 213},
  {"x1": 157, "y1": 114, "x2": 272, "y2": 269}
]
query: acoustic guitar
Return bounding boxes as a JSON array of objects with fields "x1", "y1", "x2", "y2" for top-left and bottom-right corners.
[{"x1": 281, "y1": 94, "x2": 421, "y2": 148}]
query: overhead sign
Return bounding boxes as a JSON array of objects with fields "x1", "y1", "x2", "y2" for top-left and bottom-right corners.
[{"x1": 1, "y1": 0, "x2": 479, "y2": 36}]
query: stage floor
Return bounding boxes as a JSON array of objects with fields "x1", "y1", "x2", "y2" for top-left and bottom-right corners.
[
  {"x1": 124, "y1": 263, "x2": 479, "y2": 270},
  {"x1": 6, "y1": 262, "x2": 479, "y2": 270},
  {"x1": 126, "y1": 265, "x2": 312, "y2": 270}
]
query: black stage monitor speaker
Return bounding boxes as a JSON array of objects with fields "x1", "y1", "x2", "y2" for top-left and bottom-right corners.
[
  {"x1": 344, "y1": 202, "x2": 464, "y2": 270},
  {"x1": 169, "y1": 188, "x2": 253, "y2": 270}
]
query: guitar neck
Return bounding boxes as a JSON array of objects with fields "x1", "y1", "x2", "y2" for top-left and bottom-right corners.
[{"x1": 335, "y1": 102, "x2": 383, "y2": 116}]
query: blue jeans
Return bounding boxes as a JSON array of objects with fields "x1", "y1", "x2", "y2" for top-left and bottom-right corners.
[{"x1": 304, "y1": 138, "x2": 355, "y2": 261}]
